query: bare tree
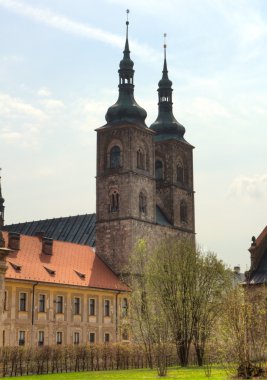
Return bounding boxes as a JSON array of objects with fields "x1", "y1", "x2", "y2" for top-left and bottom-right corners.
[
  {"x1": 127, "y1": 239, "x2": 171, "y2": 376},
  {"x1": 219, "y1": 285, "x2": 267, "y2": 378}
]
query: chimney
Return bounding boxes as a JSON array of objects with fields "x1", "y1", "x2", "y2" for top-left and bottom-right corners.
[
  {"x1": 234, "y1": 265, "x2": 240, "y2": 274},
  {"x1": 42, "y1": 237, "x2": 53, "y2": 255},
  {"x1": 8, "y1": 232, "x2": 20, "y2": 250}
]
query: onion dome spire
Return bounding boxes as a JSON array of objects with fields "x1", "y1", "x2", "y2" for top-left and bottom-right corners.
[
  {"x1": 150, "y1": 34, "x2": 186, "y2": 141},
  {"x1": 105, "y1": 10, "x2": 147, "y2": 127},
  {"x1": 0, "y1": 169, "x2": 5, "y2": 229}
]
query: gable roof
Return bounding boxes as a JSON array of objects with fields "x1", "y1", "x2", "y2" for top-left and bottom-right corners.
[
  {"x1": 2, "y1": 231, "x2": 129, "y2": 292},
  {"x1": 3, "y1": 214, "x2": 96, "y2": 247},
  {"x1": 247, "y1": 225, "x2": 267, "y2": 284}
]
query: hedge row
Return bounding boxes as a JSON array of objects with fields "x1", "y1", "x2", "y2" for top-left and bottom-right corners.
[{"x1": 0, "y1": 343, "x2": 178, "y2": 377}]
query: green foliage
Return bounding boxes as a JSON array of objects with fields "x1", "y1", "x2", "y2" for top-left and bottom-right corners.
[{"x1": 128, "y1": 238, "x2": 233, "y2": 368}]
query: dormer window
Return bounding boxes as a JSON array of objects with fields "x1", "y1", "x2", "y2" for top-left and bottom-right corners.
[{"x1": 110, "y1": 146, "x2": 121, "y2": 169}]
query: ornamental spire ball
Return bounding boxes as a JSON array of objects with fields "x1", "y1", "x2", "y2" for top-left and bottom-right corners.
[{"x1": 105, "y1": 10, "x2": 147, "y2": 127}]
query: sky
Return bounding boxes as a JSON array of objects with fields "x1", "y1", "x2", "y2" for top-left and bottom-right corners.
[{"x1": 0, "y1": 0, "x2": 267, "y2": 271}]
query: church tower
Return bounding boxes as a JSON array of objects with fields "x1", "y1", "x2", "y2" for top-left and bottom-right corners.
[
  {"x1": 150, "y1": 37, "x2": 195, "y2": 236},
  {"x1": 95, "y1": 13, "x2": 156, "y2": 274}
]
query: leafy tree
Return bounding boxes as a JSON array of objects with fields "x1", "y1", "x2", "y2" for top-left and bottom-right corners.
[
  {"x1": 128, "y1": 238, "x2": 232, "y2": 367},
  {"x1": 219, "y1": 285, "x2": 267, "y2": 378}
]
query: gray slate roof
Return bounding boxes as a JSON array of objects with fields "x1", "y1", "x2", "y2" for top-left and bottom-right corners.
[
  {"x1": 248, "y1": 246, "x2": 267, "y2": 284},
  {"x1": 3, "y1": 207, "x2": 175, "y2": 249},
  {"x1": 3, "y1": 214, "x2": 96, "y2": 247}
]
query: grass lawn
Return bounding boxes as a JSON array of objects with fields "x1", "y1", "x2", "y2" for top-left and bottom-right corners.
[{"x1": 3, "y1": 366, "x2": 229, "y2": 380}]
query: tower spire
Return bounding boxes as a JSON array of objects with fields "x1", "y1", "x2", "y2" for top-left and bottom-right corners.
[
  {"x1": 105, "y1": 10, "x2": 147, "y2": 127},
  {"x1": 150, "y1": 34, "x2": 185, "y2": 141}
]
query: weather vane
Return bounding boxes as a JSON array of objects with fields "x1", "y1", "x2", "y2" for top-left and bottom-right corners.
[
  {"x1": 164, "y1": 33, "x2": 167, "y2": 59},
  {"x1": 126, "y1": 9, "x2": 129, "y2": 24}
]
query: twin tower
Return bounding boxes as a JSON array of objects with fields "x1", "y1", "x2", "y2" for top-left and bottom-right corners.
[{"x1": 95, "y1": 21, "x2": 195, "y2": 275}]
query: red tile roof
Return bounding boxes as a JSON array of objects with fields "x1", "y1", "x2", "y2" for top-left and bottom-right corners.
[{"x1": 2, "y1": 232, "x2": 129, "y2": 292}]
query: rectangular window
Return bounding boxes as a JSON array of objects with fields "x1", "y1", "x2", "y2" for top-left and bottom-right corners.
[
  {"x1": 122, "y1": 298, "x2": 128, "y2": 317},
  {"x1": 89, "y1": 332, "x2": 95, "y2": 344},
  {"x1": 74, "y1": 297, "x2": 80, "y2": 315},
  {"x1": 56, "y1": 296, "x2": 63, "y2": 314},
  {"x1": 104, "y1": 333, "x2": 110, "y2": 343},
  {"x1": 104, "y1": 300, "x2": 110, "y2": 317},
  {"x1": 38, "y1": 331, "x2": 44, "y2": 346},
  {"x1": 19, "y1": 292, "x2": 27, "y2": 311},
  {"x1": 89, "y1": 298, "x2": 95, "y2": 316},
  {"x1": 74, "y1": 332, "x2": 80, "y2": 344},
  {"x1": 19, "y1": 331, "x2": 25, "y2": 346},
  {"x1": 56, "y1": 331, "x2": 62, "y2": 345},
  {"x1": 38, "y1": 294, "x2": 46, "y2": 312}
]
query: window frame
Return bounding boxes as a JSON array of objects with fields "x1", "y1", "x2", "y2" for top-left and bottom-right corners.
[
  {"x1": 104, "y1": 333, "x2": 110, "y2": 343},
  {"x1": 74, "y1": 297, "x2": 81, "y2": 315},
  {"x1": 104, "y1": 299, "x2": 110, "y2": 317},
  {"x1": 18, "y1": 330, "x2": 25, "y2": 346},
  {"x1": 89, "y1": 332, "x2": 95, "y2": 344},
  {"x1": 74, "y1": 331, "x2": 80, "y2": 345},
  {"x1": 38, "y1": 294, "x2": 46, "y2": 313},
  {"x1": 19, "y1": 292, "x2": 27, "y2": 312},
  {"x1": 56, "y1": 331, "x2": 63, "y2": 345},
  {"x1": 122, "y1": 298, "x2": 128, "y2": 318},
  {"x1": 56, "y1": 295, "x2": 64, "y2": 314},
  {"x1": 110, "y1": 145, "x2": 121, "y2": 169},
  {"x1": 155, "y1": 160, "x2": 163, "y2": 180},
  {"x1": 38, "y1": 331, "x2": 44, "y2": 346},
  {"x1": 89, "y1": 298, "x2": 96, "y2": 316}
]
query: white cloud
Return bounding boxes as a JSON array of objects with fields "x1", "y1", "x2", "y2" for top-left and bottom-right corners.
[
  {"x1": 228, "y1": 174, "x2": 267, "y2": 199},
  {"x1": 40, "y1": 98, "x2": 65, "y2": 110},
  {"x1": 0, "y1": 131, "x2": 22, "y2": 142},
  {"x1": 215, "y1": 0, "x2": 267, "y2": 48},
  {"x1": 186, "y1": 97, "x2": 230, "y2": 121},
  {"x1": 0, "y1": 0, "x2": 160, "y2": 63},
  {"x1": 0, "y1": 54, "x2": 24, "y2": 63},
  {"x1": 0, "y1": 93, "x2": 45, "y2": 120},
  {"x1": 37, "y1": 87, "x2": 51, "y2": 97}
]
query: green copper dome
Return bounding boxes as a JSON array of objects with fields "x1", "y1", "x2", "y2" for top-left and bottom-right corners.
[
  {"x1": 105, "y1": 20, "x2": 147, "y2": 127},
  {"x1": 150, "y1": 48, "x2": 186, "y2": 141}
]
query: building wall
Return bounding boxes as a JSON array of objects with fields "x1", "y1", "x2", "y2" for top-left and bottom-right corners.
[
  {"x1": 155, "y1": 139, "x2": 195, "y2": 230},
  {"x1": 2, "y1": 280, "x2": 129, "y2": 347},
  {"x1": 96, "y1": 219, "x2": 194, "y2": 274}
]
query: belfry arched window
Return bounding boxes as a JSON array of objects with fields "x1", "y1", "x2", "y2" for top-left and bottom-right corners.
[
  {"x1": 177, "y1": 161, "x2": 184, "y2": 183},
  {"x1": 155, "y1": 160, "x2": 163, "y2": 180},
  {"x1": 110, "y1": 190, "x2": 120, "y2": 212},
  {"x1": 137, "y1": 148, "x2": 145, "y2": 170},
  {"x1": 139, "y1": 192, "x2": 147, "y2": 214},
  {"x1": 180, "y1": 200, "x2": 187, "y2": 223},
  {"x1": 110, "y1": 146, "x2": 121, "y2": 169}
]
